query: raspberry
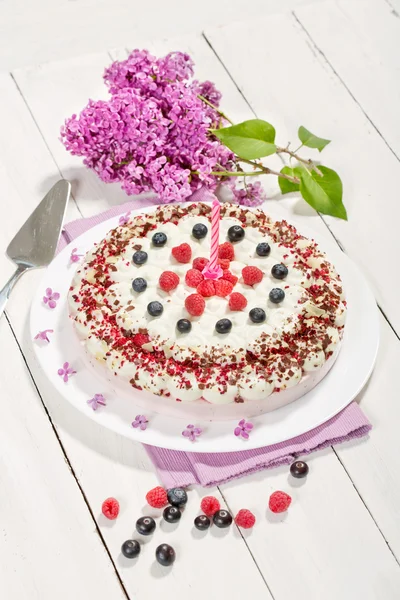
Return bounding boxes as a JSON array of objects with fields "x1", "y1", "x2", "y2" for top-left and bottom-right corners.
[
  {"x1": 229, "y1": 292, "x2": 247, "y2": 311},
  {"x1": 133, "y1": 333, "x2": 150, "y2": 347},
  {"x1": 235, "y1": 509, "x2": 256, "y2": 529},
  {"x1": 218, "y1": 258, "x2": 230, "y2": 270},
  {"x1": 197, "y1": 280, "x2": 215, "y2": 297},
  {"x1": 200, "y1": 496, "x2": 221, "y2": 517},
  {"x1": 222, "y1": 270, "x2": 239, "y2": 286},
  {"x1": 101, "y1": 497, "x2": 120, "y2": 520},
  {"x1": 269, "y1": 491, "x2": 292, "y2": 513},
  {"x1": 214, "y1": 279, "x2": 233, "y2": 297},
  {"x1": 185, "y1": 293, "x2": 205, "y2": 316},
  {"x1": 185, "y1": 268, "x2": 204, "y2": 288},
  {"x1": 159, "y1": 271, "x2": 180, "y2": 292},
  {"x1": 242, "y1": 266, "x2": 263, "y2": 286},
  {"x1": 172, "y1": 243, "x2": 192, "y2": 264},
  {"x1": 146, "y1": 486, "x2": 168, "y2": 508},
  {"x1": 193, "y1": 257, "x2": 208, "y2": 271},
  {"x1": 219, "y1": 242, "x2": 235, "y2": 261}
]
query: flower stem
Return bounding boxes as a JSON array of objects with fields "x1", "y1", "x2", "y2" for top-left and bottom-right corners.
[
  {"x1": 198, "y1": 95, "x2": 234, "y2": 125},
  {"x1": 276, "y1": 146, "x2": 322, "y2": 176},
  {"x1": 237, "y1": 157, "x2": 300, "y2": 184},
  {"x1": 192, "y1": 169, "x2": 264, "y2": 177}
]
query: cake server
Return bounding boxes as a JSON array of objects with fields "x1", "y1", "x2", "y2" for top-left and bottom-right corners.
[{"x1": 0, "y1": 179, "x2": 71, "y2": 319}]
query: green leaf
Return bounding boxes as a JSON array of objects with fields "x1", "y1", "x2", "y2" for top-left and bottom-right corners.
[
  {"x1": 211, "y1": 119, "x2": 276, "y2": 160},
  {"x1": 298, "y1": 126, "x2": 331, "y2": 152},
  {"x1": 299, "y1": 166, "x2": 347, "y2": 220},
  {"x1": 278, "y1": 166, "x2": 302, "y2": 194}
]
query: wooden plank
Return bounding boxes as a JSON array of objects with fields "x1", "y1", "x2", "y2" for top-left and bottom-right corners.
[
  {"x1": 205, "y1": 11, "x2": 400, "y2": 336},
  {"x1": 295, "y1": 0, "x2": 400, "y2": 158},
  {"x1": 0, "y1": 317, "x2": 126, "y2": 600}
]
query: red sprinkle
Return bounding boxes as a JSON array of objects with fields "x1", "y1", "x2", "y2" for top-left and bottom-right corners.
[
  {"x1": 146, "y1": 486, "x2": 168, "y2": 508},
  {"x1": 269, "y1": 491, "x2": 292, "y2": 513},
  {"x1": 133, "y1": 333, "x2": 150, "y2": 347},
  {"x1": 235, "y1": 509, "x2": 256, "y2": 529},
  {"x1": 201, "y1": 496, "x2": 221, "y2": 517},
  {"x1": 102, "y1": 497, "x2": 120, "y2": 520}
]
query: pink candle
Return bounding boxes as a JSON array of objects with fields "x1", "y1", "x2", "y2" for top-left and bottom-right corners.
[{"x1": 203, "y1": 197, "x2": 223, "y2": 280}]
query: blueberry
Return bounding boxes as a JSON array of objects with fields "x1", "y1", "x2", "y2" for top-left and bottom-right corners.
[
  {"x1": 271, "y1": 264, "x2": 288, "y2": 280},
  {"x1": 177, "y1": 319, "x2": 192, "y2": 333},
  {"x1": 132, "y1": 277, "x2": 147, "y2": 293},
  {"x1": 163, "y1": 505, "x2": 182, "y2": 523},
  {"x1": 155, "y1": 543, "x2": 176, "y2": 567},
  {"x1": 121, "y1": 539, "x2": 141, "y2": 559},
  {"x1": 192, "y1": 223, "x2": 208, "y2": 240},
  {"x1": 228, "y1": 225, "x2": 245, "y2": 242},
  {"x1": 152, "y1": 232, "x2": 167, "y2": 247},
  {"x1": 147, "y1": 301, "x2": 163, "y2": 317},
  {"x1": 290, "y1": 460, "x2": 309, "y2": 479},
  {"x1": 213, "y1": 509, "x2": 233, "y2": 528},
  {"x1": 269, "y1": 288, "x2": 285, "y2": 304},
  {"x1": 136, "y1": 516, "x2": 156, "y2": 536},
  {"x1": 256, "y1": 242, "x2": 271, "y2": 257},
  {"x1": 215, "y1": 318, "x2": 232, "y2": 334},
  {"x1": 249, "y1": 307, "x2": 266, "y2": 323},
  {"x1": 194, "y1": 515, "x2": 211, "y2": 531},
  {"x1": 167, "y1": 487, "x2": 188, "y2": 507},
  {"x1": 132, "y1": 250, "x2": 148, "y2": 265}
]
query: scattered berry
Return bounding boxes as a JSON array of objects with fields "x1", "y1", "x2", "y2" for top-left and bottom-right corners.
[
  {"x1": 228, "y1": 225, "x2": 245, "y2": 242},
  {"x1": 219, "y1": 242, "x2": 235, "y2": 260},
  {"x1": 152, "y1": 232, "x2": 167, "y2": 247},
  {"x1": 192, "y1": 223, "x2": 208, "y2": 239},
  {"x1": 200, "y1": 496, "x2": 221, "y2": 517},
  {"x1": 155, "y1": 543, "x2": 176, "y2": 567},
  {"x1": 192, "y1": 257, "x2": 208, "y2": 271},
  {"x1": 177, "y1": 318, "x2": 192, "y2": 333},
  {"x1": 136, "y1": 516, "x2": 156, "y2": 535},
  {"x1": 249, "y1": 307, "x2": 266, "y2": 323},
  {"x1": 132, "y1": 250, "x2": 148, "y2": 265},
  {"x1": 163, "y1": 505, "x2": 182, "y2": 523},
  {"x1": 121, "y1": 540, "x2": 141, "y2": 559},
  {"x1": 185, "y1": 268, "x2": 204, "y2": 288},
  {"x1": 101, "y1": 497, "x2": 120, "y2": 520},
  {"x1": 222, "y1": 270, "x2": 238, "y2": 285},
  {"x1": 197, "y1": 279, "x2": 216, "y2": 297},
  {"x1": 242, "y1": 266, "x2": 263, "y2": 286},
  {"x1": 146, "y1": 486, "x2": 168, "y2": 508},
  {"x1": 216, "y1": 318, "x2": 232, "y2": 333},
  {"x1": 213, "y1": 509, "x2": 233, "y2": 528},
  {"x1": 290, "y1": 460, "x2": 309, "y2": 479},
  {"x1": 172, "y1": 243, "x2": 192, "y2": 263},
  {"x1": 235, "y1": 509, "x2": 256, "y2": 529},
  {"x1": 167, "y1": 487, "x2": 188, "y2": 507},
  {"x1": 269, "y1": 491, "x2": 292, "y2": 513},
  {"x1": 194, "y1": 515, "x2": 211, "y2": 530},
  {"x1": 147, "y1": 301, "x2": 163, "y2": 317},
  {"x1": 132, "y1": 277, "x2": 147, "y2": 293},
  {"x1": 217, "y1": 258, "x2": 230, "y2": 270},
  {"x1": 214, "y1": 279, "x2": 234, "y2": 297},
  {"x1": 269, "y1": 288, "x2": 285, "y2": 304},
  {"x1": 271, "y1": 264, "x2": 289, "y2": 280},
  {"x1": 256, "y1": 242, "x2": 271, "y2": 257},
  {"x1": 133, "y1": 333, "x2": 150, "y2": 347},
  {"x1": 229, "y1": 292, "x2": 247, "y2": 311},
  {"x1": 159, "y1": 271, "x2": 180, "y2": 292},
  {"x1": 185, "y1": 293, "x2": 205, "y2": 316}
]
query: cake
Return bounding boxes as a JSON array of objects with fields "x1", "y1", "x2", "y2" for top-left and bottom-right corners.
[{"x1": 68, "y1": 202, "x2": 346, "y2": 409}]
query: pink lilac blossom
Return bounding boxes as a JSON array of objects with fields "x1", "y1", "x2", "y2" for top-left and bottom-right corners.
[
  {"x1": 34, "y1": 329, "x2": 54, "y2": 343},
  {"x1": 182, "y1": 424, "x2": 202, "y2": 442},
  {"x1": 70, "y1": 248, "x2": 83, "y2": 263},
  {"x1": 234, "y1": 419, "x2": 254, "y2": 440},
  {"x1": 43, "y1": 288, "x2": 60, "y2": 309},
  {"x1": 118, "y1": 212, "x2": 131, "y2": 226},
  {"x1": 230, "y1": 181, "x2": 266, "y2": 207},
  {"x1": 132, "y1": 414, "x2": 148, "y2": 430},
  {"x1": 57, "y1": 362, "x2": 76, "y2": 382},
  {"x1": 87, "y1": 393, "x2": 107, "y2": 410}
]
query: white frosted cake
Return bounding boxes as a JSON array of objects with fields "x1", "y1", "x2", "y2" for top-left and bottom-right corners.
[{"x1": 68, "y1": 203, "x2": 346, "y2": 411}]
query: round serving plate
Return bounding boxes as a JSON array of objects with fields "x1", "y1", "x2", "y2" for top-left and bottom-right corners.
[{"x1": 30, "y1": 204, "x2": 379, "y2": 452}]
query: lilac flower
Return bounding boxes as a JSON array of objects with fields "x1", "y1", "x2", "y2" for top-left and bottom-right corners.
[
  {"x1": 231, "y1": 181, "x2": 266, "y2": 207},
  {"x1": 34, "y1": 329, "x2": 54, "y2": 343},
  {"x1": 43, "y1": 288, "x2": 60, "y2": 309},
  {"x1": 234, "y1": 419, "x2": 254, "y2": 440},
  {"x1": 70, "y1": 248, "x2": 83, "y2": 263},
  {"x1": 118, "y1": 212, "x2": 131, "y2": 226},
  {"x1": 132, "y1": 414, "x2": 148, "y2": 430},
  {"x1": 57, "y1": 362, "x2": 76, "y2": 382},
  {"x1": 182, "y1": 424, "x2": 202, "y2": 442},
  {"x1": 87, "y1": 393, "x2": 107, "y2": 410}
]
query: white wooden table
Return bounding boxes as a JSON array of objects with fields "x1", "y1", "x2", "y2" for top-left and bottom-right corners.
[{"x1": 1, "y1": 0, "x2": 400, "y2": 598}]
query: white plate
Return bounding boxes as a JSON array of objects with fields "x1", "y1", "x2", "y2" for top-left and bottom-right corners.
[{"x1": 30, "y1": 205, "x2": 379, "y2": 452}]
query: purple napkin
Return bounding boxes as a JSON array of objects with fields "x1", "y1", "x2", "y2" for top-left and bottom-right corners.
[{"x1": 60, "y1": 194, "x2": 371, "y2": 487}]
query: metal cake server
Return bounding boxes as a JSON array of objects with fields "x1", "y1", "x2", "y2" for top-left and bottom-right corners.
[{"x1": 0, "y1": 179, "x2": 71, "y2": 318}]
